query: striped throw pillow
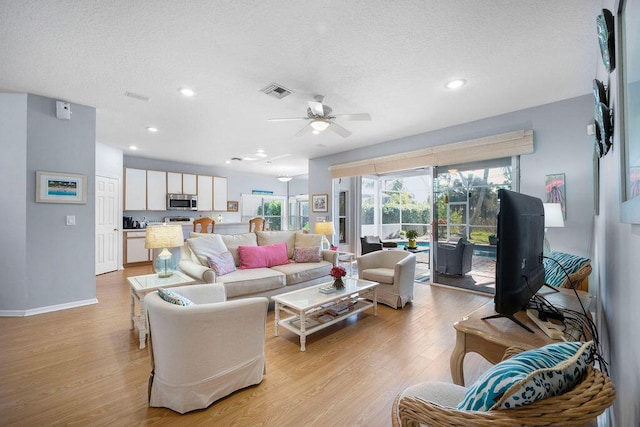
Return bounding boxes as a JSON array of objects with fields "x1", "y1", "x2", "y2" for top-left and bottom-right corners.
[{"x1": 457, "y1": 341, "x2": 593, "y2": 411}]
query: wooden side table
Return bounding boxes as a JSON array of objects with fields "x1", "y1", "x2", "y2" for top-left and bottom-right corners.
[
  {"x1": 127, "y1": 271, "x2": 195, "y2": 349},
  {"x1": 450, "y1": 287, "x2": 593, "y2": 386}
]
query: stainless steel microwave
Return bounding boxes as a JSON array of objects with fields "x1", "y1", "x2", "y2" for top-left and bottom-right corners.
[{"x1": 167, "y1": 193, "x2": 197, "y2": 211}]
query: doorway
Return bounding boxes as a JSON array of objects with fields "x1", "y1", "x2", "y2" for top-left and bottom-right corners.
[
  {"x1": 96, "y1": 175, "x2": 119, "y2": 275},
  {"x1": 432, "y1": 158, "x2": 513, "y2": 293}
]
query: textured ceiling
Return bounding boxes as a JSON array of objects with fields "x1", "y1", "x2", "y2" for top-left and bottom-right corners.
[{"x1": 0, "y1": 0, "x2": 601, "y2": 178}]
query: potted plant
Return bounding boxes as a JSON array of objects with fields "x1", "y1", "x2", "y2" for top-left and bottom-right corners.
[
  {"x1": 405, "y1": 229, "x2": 419, "y2": 249},
  {"x1": 488, "y1": 234, "x2": 498, "y2": 245}
]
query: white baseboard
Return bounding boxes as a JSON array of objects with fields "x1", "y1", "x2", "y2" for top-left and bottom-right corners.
[{"x1": 0, "y1": 298, "x2": 99, "y2": 317}]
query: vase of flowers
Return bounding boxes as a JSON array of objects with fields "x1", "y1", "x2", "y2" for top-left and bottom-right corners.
[{"x1": 330, "y1": 266, "x2": 347, "y2": 289}]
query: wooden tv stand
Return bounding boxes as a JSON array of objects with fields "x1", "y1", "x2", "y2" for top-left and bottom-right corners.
[{"x1": 450, "y1": 287, "x2": 593, "y2": 386}]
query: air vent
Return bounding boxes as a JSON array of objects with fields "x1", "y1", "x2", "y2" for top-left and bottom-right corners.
[
  {"x1": 124, "y1": 91, "x2": 150, "y2": 102},
  {"x1": 260, "y1": 83, "x2": 293, "y2": 99},
  {"x1": 230, "y1": 157, "x2": 243, "y2": 161}
]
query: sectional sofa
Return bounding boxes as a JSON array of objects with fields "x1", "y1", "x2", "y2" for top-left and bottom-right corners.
[{"x1": 179, "y1": 230, "x2": 338, "y2": 300}]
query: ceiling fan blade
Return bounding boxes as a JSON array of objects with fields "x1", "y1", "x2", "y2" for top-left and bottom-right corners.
[
  {"x1": 295, "y1": 123, "x2": 313, "y2": 136},
  {"x1": 328, "y1": 122, "x2": 352, "y2": 138},
  {"x1": 333, "y1": 113, "x2": 371, "y2": 121},
  {"x1": 308, "y1": 100, "x2": 325, "y2": 116},
  {"x1": 268, "y1": 117, "x2": 308, "y2": 122}
]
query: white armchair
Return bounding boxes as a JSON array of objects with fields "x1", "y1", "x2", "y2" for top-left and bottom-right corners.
[
  {"x1": 145, "y1": 284, "x2": 268, "y2": 413},
  {"x1": 356, "y1": 250, "x2": 416, "y2": 309}
]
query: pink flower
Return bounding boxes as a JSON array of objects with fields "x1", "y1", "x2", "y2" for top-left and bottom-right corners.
[{"x1": 330, "y1": 266, "x2": 347, "y2": 278}]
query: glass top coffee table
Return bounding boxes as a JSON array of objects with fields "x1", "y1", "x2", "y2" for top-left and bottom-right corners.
[{"x1": 271, "y1": 278, "x2": 379, "y2": 351}]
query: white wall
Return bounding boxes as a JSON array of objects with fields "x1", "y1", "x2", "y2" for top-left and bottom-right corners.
[
  {"x1": 0, "y1": 93, "x2": 97, "y2": 315},
  {"x1": 596, "y1": 1, "x2": 640, "y2": 425}
]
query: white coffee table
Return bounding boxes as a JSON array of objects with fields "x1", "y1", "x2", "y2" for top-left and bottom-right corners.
[
  {"x1": 271, "y1": 278, "x2": 379, "y2": 351},
  {"x1": 127, "y1": 271, "x2": 195, "y2": 349}
]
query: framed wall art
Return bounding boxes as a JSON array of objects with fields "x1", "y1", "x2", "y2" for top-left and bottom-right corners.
[
  {"x1": 36, "y1": 171, "x2": 87, "y2": 204},
  {"x1": 227, "y1": 200, "x2": 239, "y2": 212},
  {"x1": 312, "y1": 194, "x2": 328, "y2": 212},
  {"x1": 618, "y1": 0, "x2": 640, "y2": 223},
  {"x1": 545, "y1": 173, "x2": 566, "y2": 220}
]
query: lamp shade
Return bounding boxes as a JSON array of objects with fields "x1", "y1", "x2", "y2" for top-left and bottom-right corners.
[
  {"x1": 543, "y1": 203, "x2": 565, "y2": 228},
  {"x1": 145, "y1": 224, "x2": 184, "y2": 249},
  {"x1": 315, "y1": 221, "x2": 335, "y2": 235}
]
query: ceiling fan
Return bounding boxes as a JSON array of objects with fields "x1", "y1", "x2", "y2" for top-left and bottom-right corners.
[{"x1": 268, "y1": 95, "x2": 371, "y2": 137}]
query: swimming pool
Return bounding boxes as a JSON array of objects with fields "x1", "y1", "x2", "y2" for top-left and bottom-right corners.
[{"x1": 395, "y1": 241, "x2": 496, "y2": 259}]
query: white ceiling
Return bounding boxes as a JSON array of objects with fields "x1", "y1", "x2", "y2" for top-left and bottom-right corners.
[{"x1": 0, "y1": 1, "x2": 601, "y2": 178}]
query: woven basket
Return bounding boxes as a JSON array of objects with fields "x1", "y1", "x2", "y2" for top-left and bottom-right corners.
[
  {"x1": 392, "y1": 366, "x2": 615, "y2": 427},
  {"x1": 560, "y1": 262, "x2": 592, "y2": 289}
]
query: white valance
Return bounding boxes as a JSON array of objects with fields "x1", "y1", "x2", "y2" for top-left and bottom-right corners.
[{"x1": 329, "y1": 130, "x2": 533, "y2": 178}]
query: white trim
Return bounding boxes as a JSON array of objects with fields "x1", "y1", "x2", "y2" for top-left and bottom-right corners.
[
  {"x1": 329, "y1": 130, "x2": 533, "y2": 178},
  {"x1": 0, "y1": 298, "x2": 99, "y2": 317}
]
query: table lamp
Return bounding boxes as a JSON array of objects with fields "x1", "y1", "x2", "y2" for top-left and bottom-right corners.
[
  {"x1": 315, "y1": 221, "x2": 335, "y2": 249},
  {"x1": 542, "y1": 203, "x2": 564, "y2": 255},
  {"x1": 145, "y1": 224, "x2": 184, "y2": 277}
]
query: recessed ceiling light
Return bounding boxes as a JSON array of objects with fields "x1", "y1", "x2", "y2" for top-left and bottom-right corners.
[
  {"x1": 445, "y1": 79, "x2": 466, "y2": 89},
  {"x1": 179, "y1": 87, "x2": 196, "y2": 97},
  {"x1": 255, "y1": 150, "x2": 268, "y2": 158},
  {"x1": 129, "y1": 145, "x2": 138, "y2": 151},
  {"x1": 225, "y1": 160, "x2": 231, "y2": 164},
  {"x1": 146, "y1": 126, "x2": 158, "y2": 133}
]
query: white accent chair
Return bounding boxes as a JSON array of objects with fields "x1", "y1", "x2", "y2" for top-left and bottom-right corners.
[
  {"x1": 145, "y1": 283, "x2": 268, "y2": 413},
  {"x1": 356, "y1": 250, "x2": 416, "y2": 309}
]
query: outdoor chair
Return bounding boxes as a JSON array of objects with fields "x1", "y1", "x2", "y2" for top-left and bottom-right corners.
[{"x1": 360, "y1": 235, "x2": 398, "y2": 255}]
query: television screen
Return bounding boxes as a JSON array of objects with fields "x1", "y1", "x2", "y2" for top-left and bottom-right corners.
[{"x1": 485, "y1": 189, "x2": 545, "y2": 332}]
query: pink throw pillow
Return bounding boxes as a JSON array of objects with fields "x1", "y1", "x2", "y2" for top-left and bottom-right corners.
[
  {"x1": 294, "y1": 246, "x2": 322, "y2": 263},
  {"x1": 208, "y1": 252, "x2": 236, "y2": 276},
  {"x1": 238, "y1": 242, "x2": 290, "y2": 269}
]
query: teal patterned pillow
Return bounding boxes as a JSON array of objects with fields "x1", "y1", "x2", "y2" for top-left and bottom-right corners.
[
  {"x1": 157, "y1": 288, "x2": 193, "y2": 306},
  {"x1": 457, "y1": 341, "x2": 593, "y2": 411},
  {"x1": 544, "y1": 252, "x2": 590, "y2": 287}
]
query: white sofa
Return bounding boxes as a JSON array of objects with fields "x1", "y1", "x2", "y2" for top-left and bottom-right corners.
[
  {"x1": 145, "y1": 284, "x2": 268, "y2": 413},
  {"x1": 179, "y1": 230, "x2": 338, "y2": 300}
]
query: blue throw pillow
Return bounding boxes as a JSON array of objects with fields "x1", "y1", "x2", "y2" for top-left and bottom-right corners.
[
  {"x1": 457, "y1": 341, "x2": 593, "y2": 411},
  {"x1": 157, "y1": 288, "x2": 193, "y2": 306}
]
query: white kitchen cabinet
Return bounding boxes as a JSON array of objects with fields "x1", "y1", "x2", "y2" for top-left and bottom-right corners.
[
  {"x1": 197, "y1": 175, "x2": 213, "y2": 211},
  {"x1": 146, "y1": 170, "x2": 167, "y2": 211},
  {"x1": 167, "y1": 172, "x2": 183, "y2": 194},
  {"x1": 124, "y1": 168, "x2": 147, "y2": 211},
  {"x1": 213, "y1": 176, "x2": 228, "y2": 211},
  {"x1": 183, "y1": 174, "x2": 197, "y2": 195},
  {"x1": 124, "y1": 231, "x2": 151, "y2": 265}
]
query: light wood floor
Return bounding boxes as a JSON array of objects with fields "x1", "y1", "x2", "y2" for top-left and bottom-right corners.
[{"x1": 0, "y1": 266, "x2": 493, "y2": 426}]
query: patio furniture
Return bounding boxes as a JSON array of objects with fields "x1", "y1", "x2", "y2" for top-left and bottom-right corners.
[
  {"x1": 436, "y1": 239, "x2": 473, "y2": 276},
  {"x1": 360, "y1": 235, "x2": 398, "y2": 255},
  {"x1": 356, "y1": 250, "x2": 416, "y2": 308}
]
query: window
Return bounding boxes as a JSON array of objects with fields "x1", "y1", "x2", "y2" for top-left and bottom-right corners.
[
  {"x1": 288, "y1": 196, "x2": 309, "y2": 231},
  {"x1": 241, "y1": 194, "x2": 286, "y2": 230}
]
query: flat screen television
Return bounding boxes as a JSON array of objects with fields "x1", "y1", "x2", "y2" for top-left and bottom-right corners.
[{"x1": 483, "y1": 189, "x2": 546, "y2": 332}]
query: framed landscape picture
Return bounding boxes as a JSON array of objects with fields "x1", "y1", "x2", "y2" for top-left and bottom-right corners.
[
  {"x1": 227, "y1": 200, "x2": 239, "y2": 212},
  {"x1": 312, "y1": 194, "x2": 328, "y2": 212},
  {"x1": 36, "y1": 171, "x2": 87, "y2": 204}
]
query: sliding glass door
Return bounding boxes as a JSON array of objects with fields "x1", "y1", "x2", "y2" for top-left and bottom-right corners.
[{"x1": 432, "y1": 158, "x2": 513, "y2": 293}]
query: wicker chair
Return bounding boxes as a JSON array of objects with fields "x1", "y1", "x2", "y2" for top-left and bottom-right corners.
[{"x1": 392, "y1": 347, "x2": 615, "y2": 427}]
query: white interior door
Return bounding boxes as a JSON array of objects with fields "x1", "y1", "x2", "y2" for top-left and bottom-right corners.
[{"x1": 96, "y1": 175, "x2": 119, "y2": 275}]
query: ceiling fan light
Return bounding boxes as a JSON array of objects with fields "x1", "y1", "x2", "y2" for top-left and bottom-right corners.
[
  {"x1": 278, "y1": 175, "x2": 293, "y2": 182},
  {"x1": 310, "y1": 119, "x2": 330, "y2": 132}
]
